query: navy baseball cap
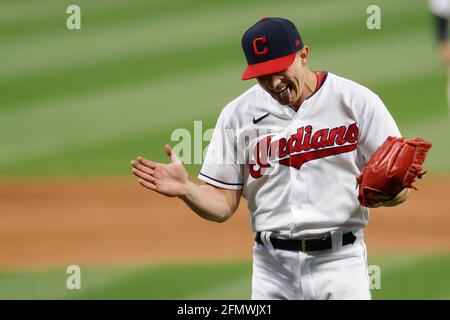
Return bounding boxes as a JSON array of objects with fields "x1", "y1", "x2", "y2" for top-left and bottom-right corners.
[{"x1": 241, "y1": 17, "x2": 304, "y2": 80}]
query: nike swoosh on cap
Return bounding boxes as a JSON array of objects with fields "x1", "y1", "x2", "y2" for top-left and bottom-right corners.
[{"x1": 253, "y1": 112, "x2": 270, "y2": 124}]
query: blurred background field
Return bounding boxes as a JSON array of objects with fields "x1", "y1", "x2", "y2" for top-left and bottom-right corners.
[
  {"x1": 0, "y1": 0, "x2": 449, "y2": 299},
  {"x1": 1, "y1": 0, "x2": 449, "y2": 176},
  {"x1": 0, "y1": 261, "x2": 254, "y2": 299},
  {"x1": 2, "y1": 255, "x2": 450, "y2": 299},
  {"x1": 0, "y1": 255, "x2": 450, "y2": 300}
]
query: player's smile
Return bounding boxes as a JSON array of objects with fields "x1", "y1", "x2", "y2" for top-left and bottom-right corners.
[
  {"x1": 267, "y1": 79, "x2": 303, "y2": 107},
  {"x1": 256, "y1": 54, "x2": 309, "y2": 109},
  {"x1": 258, "y1": 75, "x2": 297, "y2": 106},
  {"x1": 271, "y1": 84, "x2": 294, "y2": 106}
]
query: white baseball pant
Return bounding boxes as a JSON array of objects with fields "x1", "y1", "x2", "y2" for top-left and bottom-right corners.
[{"x1": 251, "y1": 230, "x2": 371, "y2": 300}]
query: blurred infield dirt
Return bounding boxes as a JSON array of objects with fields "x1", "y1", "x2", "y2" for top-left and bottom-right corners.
[{"x1": 0, "y1": 177, "x2": 448, "y2": 269}]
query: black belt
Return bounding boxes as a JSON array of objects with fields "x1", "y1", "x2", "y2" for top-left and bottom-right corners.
[{"x1": 255, "y1": 231, "x2": 356, "y2": 252}]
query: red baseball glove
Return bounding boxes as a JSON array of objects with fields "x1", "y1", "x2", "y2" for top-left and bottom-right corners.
[{"x1": 357, "y1": 136, "x2": 432, "y2": 208}]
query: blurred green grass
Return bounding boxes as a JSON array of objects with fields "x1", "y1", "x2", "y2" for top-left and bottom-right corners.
[
  {"x1": 0, "y1": 0, "x2": 448, "y2": 176},
  {"x1": 0, "y1": 254, "x2": 449, "y2": 299}
]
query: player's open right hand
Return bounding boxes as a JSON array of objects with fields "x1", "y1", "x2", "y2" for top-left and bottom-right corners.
[{"x1": 131, "y1": 145, "x2": 189, "y2": 197}]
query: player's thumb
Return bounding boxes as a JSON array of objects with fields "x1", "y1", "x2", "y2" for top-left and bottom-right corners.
[{"x1": 164, "y1": 145, "x2": 182, "y2": 164}]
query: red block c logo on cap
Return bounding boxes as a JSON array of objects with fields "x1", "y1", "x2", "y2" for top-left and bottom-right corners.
[{"x1": 253, "y1": 36, "x2": 268, "y2": 56}]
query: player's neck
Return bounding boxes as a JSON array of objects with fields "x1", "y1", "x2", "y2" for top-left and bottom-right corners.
[{"x1": 290, "y1": 69, "x2": 317, "y2": 111}]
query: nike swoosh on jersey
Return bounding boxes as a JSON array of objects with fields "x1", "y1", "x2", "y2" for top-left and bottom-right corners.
[{"x1": 252, "y1": 112, "x2": 270, "y2": 124}]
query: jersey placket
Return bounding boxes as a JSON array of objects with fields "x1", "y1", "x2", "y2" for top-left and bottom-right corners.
[
  {"x1": 286, "y1": 102, "x2": 314, "y2": 299},
  {"x1": 288, "y1": 102, "x2": 310, "y2": 235}
]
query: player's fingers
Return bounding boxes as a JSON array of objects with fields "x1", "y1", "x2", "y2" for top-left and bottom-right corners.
[
  {"x1": 374, "y1": 193, "x2": 392, "y2": 201},
  {"x1": 164, "y1": 144, "x2": 181, "y2": 165},
  {"x1": 131, "y1": 161, "x2": 154, "y2": 175},
  {"x1": 136, "y1": 156, "x2": 157, "y2": 169},
  {"x1": 138, "y1": 179, "x2": 157, "y2": 191},
  {"x1": 132, "y1": 168, "x2": 155, "y2": 183}
]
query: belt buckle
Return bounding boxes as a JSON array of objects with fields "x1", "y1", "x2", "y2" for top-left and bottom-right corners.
[{"x1": 301, "y1": 239, "x2": 307, "y2": 252}]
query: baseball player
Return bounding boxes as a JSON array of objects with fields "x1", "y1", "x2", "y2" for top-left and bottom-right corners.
[
  {"x1": 131, "y1": 17, "x2": 410, "y2": 300},
  {"x1": 428, "y1": 0, "x2": 450, "y2": 111},
  {"x1": 429, "y1": 0, "x2": 450, "y2": 61}
]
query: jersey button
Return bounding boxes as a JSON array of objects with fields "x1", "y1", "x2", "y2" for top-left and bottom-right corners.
[{"x1": 296, "y1": 173, "x2": 301, "y2": 180}]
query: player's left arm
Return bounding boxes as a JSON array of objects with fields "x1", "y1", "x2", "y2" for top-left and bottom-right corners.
[{"x1": 357, "y1": 92, "x2": 410, "y2": 207}]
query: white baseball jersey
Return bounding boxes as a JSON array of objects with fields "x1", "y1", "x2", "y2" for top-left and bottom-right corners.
[
  {"x1": 428, "y1": 0, "x2": 450, "y2": 17},
  {"x1": 199, "y1": 72, "x2": 400, "y2": 239}
]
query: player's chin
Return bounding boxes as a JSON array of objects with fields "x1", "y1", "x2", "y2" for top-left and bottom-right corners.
[
  {"x1": 271, "y1": 93, "x2": 292, "y2": 106},
  {"x1": 275, "y1": 98, "x2": 290, "y2": 106},
  {"x1": 272, "y1": 97, "x2": 294, "y2": 106}
]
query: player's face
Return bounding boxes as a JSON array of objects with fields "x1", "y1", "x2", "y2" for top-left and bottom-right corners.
[{"x1": 256, "y1": 50, "x2": 309, "y2": 108}]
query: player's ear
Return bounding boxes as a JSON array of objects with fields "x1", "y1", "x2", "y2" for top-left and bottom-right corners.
[{"x1": 298, "y1": 46, "x2": 309, "y2": 65}]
